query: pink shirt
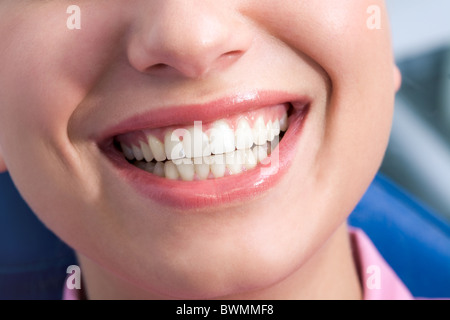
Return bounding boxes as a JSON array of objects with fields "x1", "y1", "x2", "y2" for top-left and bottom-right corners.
[
  {"x1": 63, "y1": 228, "x2": 414, "y2": 300},
  {"x1": 349, "y1": 228, "x2": 413, "y2": 300}
]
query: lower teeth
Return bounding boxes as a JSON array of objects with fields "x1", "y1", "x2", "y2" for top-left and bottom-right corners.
[{"x1": 129, "y1": 138, "x2": 281, "y2": 181}]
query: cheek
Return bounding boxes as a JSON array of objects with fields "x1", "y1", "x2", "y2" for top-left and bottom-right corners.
[
  {"x1": 250, "y1": 0, "x2": 396, "y2": 218},
  {"x1": 249, "y1": 0, "x2": 395, "y2": 153},
  {"x1": 315, "y1": 1, "x2": 395, "y2": 219},
  {"x1": 0, "y1": 9, "x2": 78, "y2": 204},
  {"x1": 0, "y1": 4, "x2": 124, "y2": 175},
  {"x1": 0, "y1": 4, "x2": 126, "y2": 232}
]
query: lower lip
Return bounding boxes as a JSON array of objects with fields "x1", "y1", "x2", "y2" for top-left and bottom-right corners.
[{"x1": 102, "y1": 106, "x2": 309, "y2": 209}]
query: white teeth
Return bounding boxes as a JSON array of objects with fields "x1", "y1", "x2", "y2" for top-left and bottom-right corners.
[
  {"x1": 164, "y1": 161, "x2": 179, "y2": 180},
  {"x1": 121, "y1": 143, "x2": 135, "y2": 161},
  {"x1": 272, "y1": 119, "x2": 281, "y2": 137},
  {"x1": 235, "y1": 118, "x2": 254, "y2": 150},
  {"x1": 271, "y1": 136, "x2": 280, "y2": 151},
  {"x1": 266, "y1": 120, "x2": 275, "y2": 142},
  {"x1": 183, "y1": 125, "x2": 211, "y2": 158},
  {"x1": 202, "y1": 155, "x2": 214, "y2": 165},
  {"x1": 148, "y1": 135, "x2": 166, "y2": 162},
  {"x1": 164, "y1": 130, "x2": 186, "y2": 160},
  {"x1": 243, "y1": 149, "x2": 257, "y2": 170},
  {"x1": 153, "y1": 162, "x2": 165, "y2": 177},
  {"x1": 132, "y1": 145, "x2": 144, "y2": 161},
  {"x1": 280, "y1": 112, "x2": 288, "y2": 132},
  {"x1": 209, "y1": 153, "x2": 226, "y2": 165},
  {"x1": 225, "y1": 151, "x2": 242, "y2": 175},
  {"x1": 252, "y1": 116, "x2": 268, "y2": 146},
  {"x1": 133, "y1": 142, "x2": 270, "y2": 179},
  {"x1": 139, "y1": 141, "x2": 154, "y2": 162},
  {"x1": 211, "y1": 163, "x2": 226, "y2": 178},
  {"x1": 176, "y1": 159, "x2": 195, "y2": 181},
  {"x1": 253, "y1": 144, "x2": 268, "y2": 163},
  {"x1": 195, "y1": 162, "x2": 210, "y2": 180},
  {"x1": 209, "y1": 120, "x2": 235, "y2": 155},
  {"x1": 210, "y1": 154, "x2": 226, "y2": 178},
  {"x1": 124, "y1": 108, "x2": 290, "y2": 179}
]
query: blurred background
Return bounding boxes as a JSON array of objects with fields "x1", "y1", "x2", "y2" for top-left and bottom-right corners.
[{"x1": 382, "y1": 0, "x2": 450, "y2": 221}]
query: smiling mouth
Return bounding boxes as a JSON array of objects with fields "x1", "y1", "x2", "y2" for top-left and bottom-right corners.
[
  {"x1": 113, "y1": 103, "x2": 294, "y2": 181},
  {"x1": 98, "y1": 92, "x2": 310, "y2": 208}
]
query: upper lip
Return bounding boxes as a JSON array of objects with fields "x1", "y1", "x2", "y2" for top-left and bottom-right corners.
[{"x1": 96, "y1": 90, "x2": 311, "y2": 145}]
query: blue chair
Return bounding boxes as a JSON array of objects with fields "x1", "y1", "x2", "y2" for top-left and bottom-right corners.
[
  {"x1": 348, "y1": 174, "x2": 450, "y2": 299},
  {"x1": 1, "y1": 172, "x2": 449, "y2": 299},
  {"x1": 0, "y1": 173, "x2": 76, "y2": 300}
]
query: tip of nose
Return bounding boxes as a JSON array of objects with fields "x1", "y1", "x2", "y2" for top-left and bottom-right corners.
[{"x1": 127, "y1": 3, "x2": 254, "y2": 79}]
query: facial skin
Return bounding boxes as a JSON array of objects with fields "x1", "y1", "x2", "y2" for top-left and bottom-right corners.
[{"x1": 0, "y1": 1, "x2": 400, "y2": 299}]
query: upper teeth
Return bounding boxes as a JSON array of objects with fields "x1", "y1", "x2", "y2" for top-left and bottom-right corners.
[
  {"x1": 120, "y1": 110, "x2": 288, "y2": 164},
  {"x1": 117, "y1": 104, "x2": 290, "y2": 181}
]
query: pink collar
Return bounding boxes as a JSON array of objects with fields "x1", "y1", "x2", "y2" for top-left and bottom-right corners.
[{"x1": 350, "y1": 228, "x2": 413, "y2": 300}]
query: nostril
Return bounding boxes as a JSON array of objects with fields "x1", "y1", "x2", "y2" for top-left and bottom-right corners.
[
  {"x1": 223, "y1": 50, "x2": 242, "y2": 56},
  {"x1": 220, "y1": 50, "x2": 243, "y2": 61},
  {"x1": 215, "y1": 50, "x2": 244, "y2": 71},
  {"x1": 145, "y1": 63, "x2": 170, "y2": 74}
]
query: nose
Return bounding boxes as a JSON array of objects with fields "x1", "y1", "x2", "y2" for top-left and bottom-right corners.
[{"x1": 127, "y1": 1, "x2": 254, "y2": 79}]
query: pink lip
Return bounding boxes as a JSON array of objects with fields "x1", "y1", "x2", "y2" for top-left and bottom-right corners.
[
  {"x1": 99, "y1": 91, "x2": 311, "y2": 209},
  {"x1": 97, "y1": 91, "x2": 309, "y2": 141}
]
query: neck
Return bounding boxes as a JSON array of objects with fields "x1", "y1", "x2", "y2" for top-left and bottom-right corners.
[{"x1": 76, "y1": 223, "x2": 362, "y2": 300}]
